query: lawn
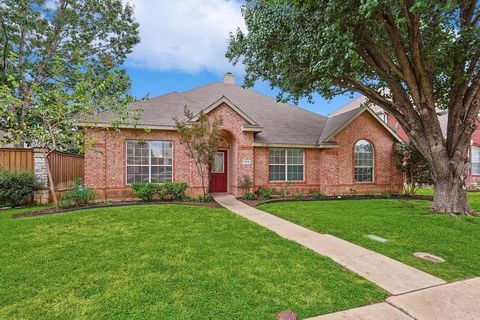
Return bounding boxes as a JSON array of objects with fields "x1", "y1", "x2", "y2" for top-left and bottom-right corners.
[
  {"x1": 259, "y1": 199, "x2": 480, "y2": 281},
  {"x1": 0, "y1": 205, "x2": 385, "y2": 320},
  {"x1": 416, "y1": 187, "x2": 480, "y2": 210}
]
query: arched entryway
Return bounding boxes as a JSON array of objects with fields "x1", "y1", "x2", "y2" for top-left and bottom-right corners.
[{"x1": 210, "y1": 130, "x2": 234, "y2": 193}]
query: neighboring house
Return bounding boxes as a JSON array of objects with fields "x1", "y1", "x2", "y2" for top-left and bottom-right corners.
[
  {"x1": 80, "y1": 73, "x2": 404, "y2": 199},
  {"x1": 334, "y1": 96, "x2": 480, "y2": 186}
]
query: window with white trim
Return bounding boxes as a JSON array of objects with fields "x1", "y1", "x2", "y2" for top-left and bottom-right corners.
[
  {"x1": 354, "y1": 140, "x2": 374, "y2": 182},
  {"x1": 126, "y1": 140, "x2": 173, "y2": 184},
  {"x1": 472, "y1": 146, "x2": 480, "y2": 175},
  {"x1": 269, "y1": 148, "x2": 304, "y2": 181}
]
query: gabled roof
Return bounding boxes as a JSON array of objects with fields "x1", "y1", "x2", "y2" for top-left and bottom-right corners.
[
  {"x1": 79, "y1": 81, "x2": 400, "y2": 146},
  {"x1": 329, "y1": 95, "x2": 384, "y2": 117},
  {"x1": 192, "y1": 96, "x2": 260, "y2": 127},
  {"x1": 319, "y1": 107, "x2": 403, "y2": 143}
]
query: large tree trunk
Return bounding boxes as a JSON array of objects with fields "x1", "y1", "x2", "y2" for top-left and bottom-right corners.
[{"x1": 431, "y1": 158, "x2": 473, "y2": 215}]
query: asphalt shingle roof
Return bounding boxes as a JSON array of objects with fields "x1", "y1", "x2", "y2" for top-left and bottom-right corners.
[{"x1": 82, "y1": 82, "x2": 389, "y2": 145}]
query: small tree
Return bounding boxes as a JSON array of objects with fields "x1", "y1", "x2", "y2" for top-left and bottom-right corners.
[
  {"x1": 239, "y1": 174, "x2": 253, "y2": 193},
  {"x1": 174, "y1": 107, "x2": 223, "y2": 196},
  {"x1": 395, "y1": 142, "x2": 432, "y2": 195}
]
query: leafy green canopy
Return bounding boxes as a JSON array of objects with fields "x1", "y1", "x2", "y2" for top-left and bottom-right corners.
[
  {"x1": 0, "y1": 0, "x2": 140, "y2": 150},
  {"x1": 227, "y1": 1, "x2": 480, "y2": 165}
]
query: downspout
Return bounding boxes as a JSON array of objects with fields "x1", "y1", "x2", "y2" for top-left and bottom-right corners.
[{"x1": 104, "y1": 130, "x2": 107, "y2": 201}]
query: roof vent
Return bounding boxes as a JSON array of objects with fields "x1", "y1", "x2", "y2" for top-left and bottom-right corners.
[{"x1": 223, "y1": 72, "x2": 235, "y2": 84}]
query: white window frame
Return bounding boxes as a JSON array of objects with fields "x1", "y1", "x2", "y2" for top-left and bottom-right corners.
[
  {"x1": 268, "y1": 148, "x2": 305, "y2": 182},
  {"x1": 125, "y1": 140, "x2": 173, "y2": 184},
  {"x1": 354, "y1": 140, "x2": 374, "y2": 183},
  {"x1": 471, "y1": 146, "x2": 480, "y2": 175}
]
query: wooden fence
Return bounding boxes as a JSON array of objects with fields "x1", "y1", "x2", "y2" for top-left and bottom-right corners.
[
  {"x1": 47, "y1": 151, "x2": 85, "y2": 190},
  {"x1": 0, "y1": 148, "x2": 34, "y2": 172},
  {"x1": 0, "y1": 148, "x2": 84, "y2": 190}
]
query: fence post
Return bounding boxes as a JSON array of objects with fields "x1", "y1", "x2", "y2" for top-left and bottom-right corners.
[
  {"x1": 33, "y1": 148, "x2": 50, "y2": 204},
  {"x1": 33, "y1": 148, "x2": 49, "y2": 187}
]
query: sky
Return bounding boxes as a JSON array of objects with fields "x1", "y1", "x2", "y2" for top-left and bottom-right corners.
[{"x1": 124, "y1": 0, "x2": 358, "y2": 117}]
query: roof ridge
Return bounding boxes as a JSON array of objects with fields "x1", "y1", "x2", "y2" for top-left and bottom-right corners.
[
  {"x1": 184, "y1": 81, "x2": 329, "y2": 121},
  {"x1": 240, "y1": 85, "x2": 329, "y2": 120}
]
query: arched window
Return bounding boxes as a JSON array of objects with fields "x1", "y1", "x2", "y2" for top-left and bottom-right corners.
[{"x1": 354, "y1": 140, "x2": 374, "y2": 182}]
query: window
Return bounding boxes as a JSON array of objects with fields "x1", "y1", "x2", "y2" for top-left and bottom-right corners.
[
  {"x1": 377, "y1": 112, "x2": 387, "y2": 122},
  {"x1": 269, "y1": 149, "x2": 304, "y2": 181},
  {"x1": 472, "y1": 146, "x2": 480, "y2": 175},
  {"x1": 354, "y1": 140, "x2": 374, "y2": 182},
  {"x1": 126, "y1": 140, "x2": 173, "y2": 184},
  {"x1": 212, "y1": 152, "x2": 224, "y2": 173}
]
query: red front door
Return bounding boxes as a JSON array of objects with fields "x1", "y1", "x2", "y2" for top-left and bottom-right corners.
[{"x1": 210, "y1": 150, "x2": 228, "y2": 193}]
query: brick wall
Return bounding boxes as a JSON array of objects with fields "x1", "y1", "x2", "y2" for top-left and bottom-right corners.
[
  {"x1": 253, "y1": 112, "x2": 404, "y2": 195},
  {"x1": 84, "y1": 106, "x2": 403, "y2": 199}
]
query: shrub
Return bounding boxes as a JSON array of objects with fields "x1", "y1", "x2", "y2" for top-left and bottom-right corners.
[
  {"x1": 311, "y1": 191, "x2": 324, "y2": 200},
  {"x1": 242, "y1": 192, "x2": 257, "y2": 200},
  {"x1": 257, "y1": 187, "x2": 272, "y2": 200},
  {"x1": 163, "y1": 182, "x2": 188, "y2": 199},
  {"x1": 133, "y1": 183, "x2": 159, "y2": 201},
  {"x1": 293, "y1": 192, "x2": 304, "y2": 200},
  {"x1": 0, "y1": 169, "x2": 41, "y2": 207},
  {"x1": 195, "y1": 195, "x2": 214, "y2": 203},
  {"x1": 131, "y1": 182, "x2": 188, "y2": 202},
  {"x1": 61, "y1": 178, "x2": 96, "y2": 206},
  {"x1": 239, "y1": 175, "x2": 253, "y2": 193},
  {"x1": 380, "y1": 192, "x2": 392, "y2": 199}
]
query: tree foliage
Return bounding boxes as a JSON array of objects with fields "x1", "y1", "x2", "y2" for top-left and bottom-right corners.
[
  {"x1": 0, "y1": 0, "x2": 140, "y2": 147},
  {"x1": 0, "y1": 0, "x2": 141, "y2": 207},
  {"x1": 227, "y1": 0, "x2": 480, "y2": 214},
  {"x1": 174, "y1": 107, "x2": 223, "y2": 196},
  {"x1": 395, "y1": 142, "x2": 432, "y2": 195}
]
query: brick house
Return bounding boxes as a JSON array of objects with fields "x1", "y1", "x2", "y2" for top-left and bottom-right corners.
[
  {"x1": 80, "y1": 73, "x2": 405, "y2": 199},
  {"x1": 333, "y1": 95, "x2": 480, "y2": 187}
]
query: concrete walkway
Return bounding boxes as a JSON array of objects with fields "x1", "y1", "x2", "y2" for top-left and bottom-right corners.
[
  {"x1": 214, "y1": 194, "x2": 445, "y2": 295},
  {"x1": 308, "y1": 277, "x2": 480, "y2": 320},
  {"x1": 213, "y1": 195, "x2": 480, "y2": 319}
]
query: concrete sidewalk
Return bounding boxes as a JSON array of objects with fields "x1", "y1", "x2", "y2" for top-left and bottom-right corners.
[
  {"x1": 213, "y1": 195, "x2": 480, "y2": 320},
  {"x1": 213, "y1": 194, "x2": 445, "y2": 295},
  {"x1": 308, "y1": 277, "x2": 480, "y2": 320}
]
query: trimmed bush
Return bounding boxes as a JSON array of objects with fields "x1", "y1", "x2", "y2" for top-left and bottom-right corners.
[
  {"x1": 242, "y1": 192, "x2": 257, "y2": 200},
  {"x1": 293, "y1": 192, "x2": 304, "y2": 200},
  {"x1": 61, "y1": 178, "x2": 96, "y2": 206},
  {"x1": 131, "y1": 182, "x2": 188, "y2": 202},
  {"x1": 194, "y1": 195, "x2": 214, "y2": 203},
  {"x1": 311, "y1": 191, "x2": 324, "y2": 200},
  {"x1": 131, "y1": 183, "x2": 159, "y2": 201},
  {"x1": 0, "y1": 169, "x2": 41, "y2": 207},
  {"x1": 257, "y1": 187, "x2": 272, "y2": 200},
  {"x1": 163, "y1": 182, "x2": 188, "y2": 199}
]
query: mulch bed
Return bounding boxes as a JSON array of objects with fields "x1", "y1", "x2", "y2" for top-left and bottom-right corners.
[
  {"x1": 240, "y1": 194, "x2": 434, "y2": 207},
  {"x1": 13, "y1": 200, "x2": 220, "y2": 219},
  {"x1": 12, "y1": 194, "x2": 434, "y2": 219}
]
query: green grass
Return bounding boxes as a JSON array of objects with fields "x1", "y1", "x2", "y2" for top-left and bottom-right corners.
[
  {"x1": 0, "y1": 205, "x2": 385, "y2": 320},
  {"x1": 259, "y1": 200, "x2": 480, "y2": 281},
  {"x1": 416, "y1": 187, "x2": 480, "y2": 210}
]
